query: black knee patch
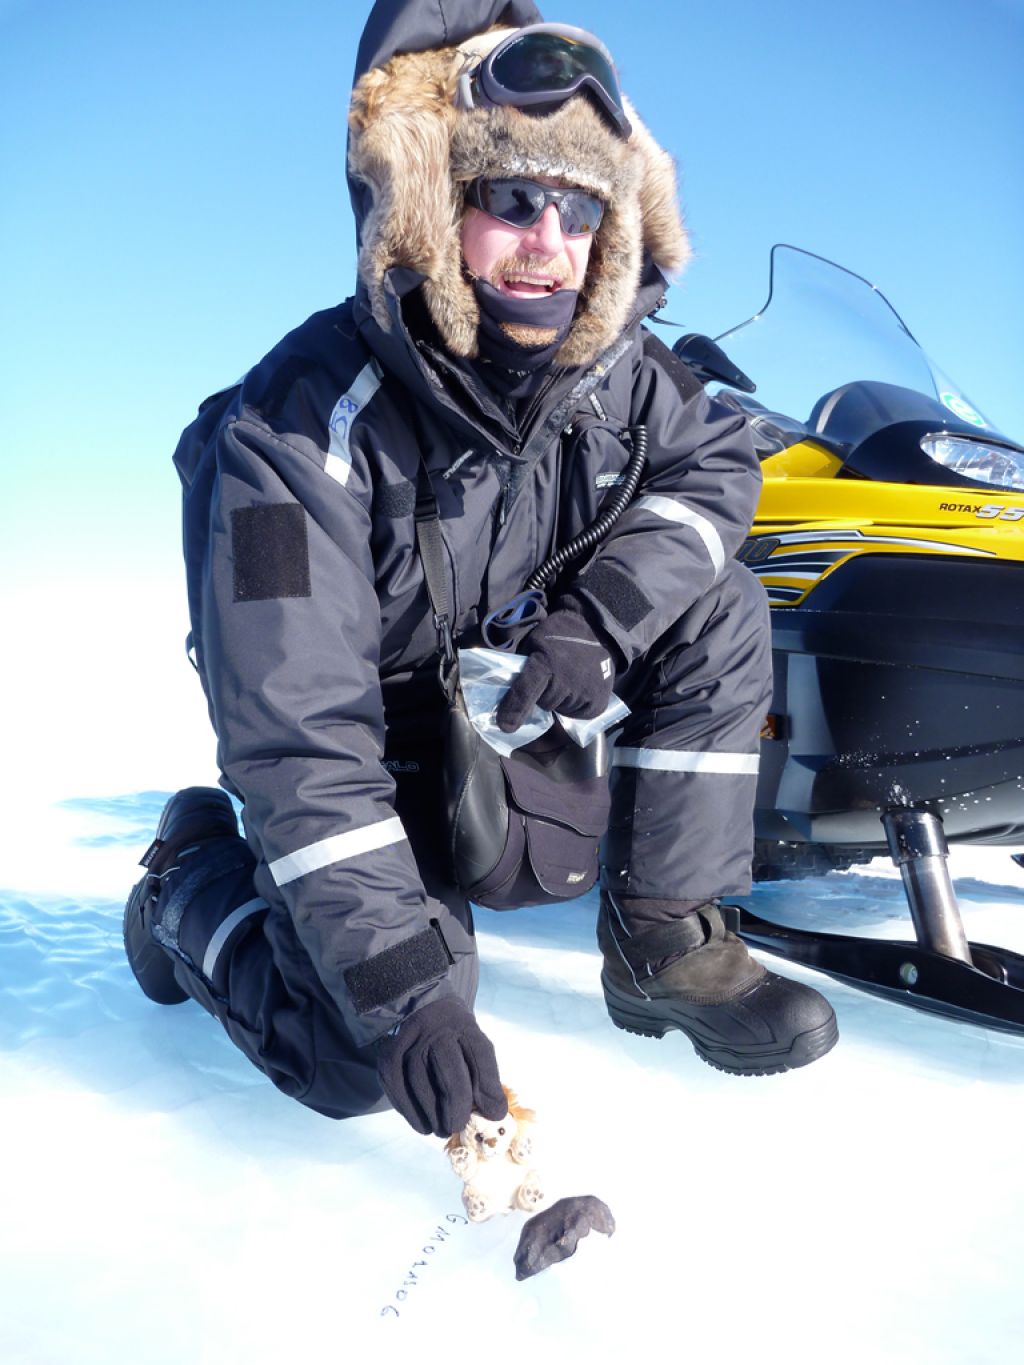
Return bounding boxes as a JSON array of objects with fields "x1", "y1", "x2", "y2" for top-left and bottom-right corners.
[
  {"x1": 232, "y1": 504, "x2": 311, "y2": 602},
  {"x1": 344, "y1": 921, "x2": 454, "y2": 1014},
  {"x1": 577, "y1": 561, "x2": 653, "y2": 630}
]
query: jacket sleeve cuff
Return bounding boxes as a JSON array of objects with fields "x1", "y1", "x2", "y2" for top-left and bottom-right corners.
[{"x1": 343, "y1": 919, "x2": 453, "y2": 1015}]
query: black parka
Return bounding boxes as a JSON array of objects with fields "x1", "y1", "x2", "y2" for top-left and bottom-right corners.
[{"x1": 172, "y1": 0, "x2": 761, "y2": 1049}]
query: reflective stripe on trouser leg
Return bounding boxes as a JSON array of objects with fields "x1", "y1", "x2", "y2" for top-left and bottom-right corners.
[
  {"x1": 202, "y1": 897, "x2": 269, "y2": 982},
  {"x1": 603, "y1": 561, "x2": 772, "y2": 899}
]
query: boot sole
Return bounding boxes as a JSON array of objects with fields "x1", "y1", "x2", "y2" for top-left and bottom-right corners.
[
  {"x1": 123, "y1": 880, "x2": 188, "y2": 1006},
  {"x1": 602, "y1": 973, "x2": 838, "y2": 1076}
]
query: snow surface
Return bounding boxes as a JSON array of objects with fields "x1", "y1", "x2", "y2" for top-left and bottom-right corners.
[{"x1": 3, "y1": 580, "x2": 1024, "y2": 1363}]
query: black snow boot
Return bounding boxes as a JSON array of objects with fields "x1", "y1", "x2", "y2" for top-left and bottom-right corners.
[
  {"x1": 598, "y1": 892, "x2": 838, "y2": 1075},
  {"x1": 123, "y1": 787, "x2": 241, "y2": 1005}
]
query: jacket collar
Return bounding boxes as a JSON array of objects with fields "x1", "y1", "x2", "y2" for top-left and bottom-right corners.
[{"x1": 354, "y1": 260, "x2": 665, "y2": 459}]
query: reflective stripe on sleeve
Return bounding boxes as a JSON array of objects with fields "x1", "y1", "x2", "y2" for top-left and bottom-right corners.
[
  {"x1": 268, "y1": 815, "x2": 407, "y2": 887},
  {"x1": 325, "y1": 361, "x2": 382, "y2": 487},
  {"x1": 634, "y1": 495, "x2": 726, "y2": 575},
  {"x1": 202, "y1": 897, "x2": 268, "y2": 979},
  {"x1": 614, "y1": 747, "x2": 760, "y2": 775}
]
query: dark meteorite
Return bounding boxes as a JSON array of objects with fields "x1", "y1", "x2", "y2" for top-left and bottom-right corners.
[{"x1": 513, "y1": 1195, "x2": 616, "y2": 1280}]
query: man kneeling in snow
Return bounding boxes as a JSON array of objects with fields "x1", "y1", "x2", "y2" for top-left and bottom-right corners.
[{"x1": 125, "y1": 0, "x2": 837, "y2": 1139}]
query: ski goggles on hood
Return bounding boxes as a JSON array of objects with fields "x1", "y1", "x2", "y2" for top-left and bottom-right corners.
[
  {"x1": 465, "y1": 176, "x2": 606, "y2": 236},
  {"x1": 454, "y1": 24, "x2": 632, "y2": 139}
]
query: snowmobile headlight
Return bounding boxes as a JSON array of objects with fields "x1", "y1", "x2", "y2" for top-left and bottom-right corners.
[{"x1": 920, "y1": 435, "x2": 1024, "y2": 492}]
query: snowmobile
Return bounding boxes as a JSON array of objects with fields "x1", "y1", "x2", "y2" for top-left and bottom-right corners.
[{"x1": 673, "y1": 245, "x2": 1024, "y2": 1033}]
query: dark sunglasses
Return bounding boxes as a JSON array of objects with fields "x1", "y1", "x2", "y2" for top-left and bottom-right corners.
[
  {"x1": 455, "y1": 24, "x2": 632, "y2": 140},
  {"x1": 465, "y1": 177, "x2": 605, "y2": 237}
]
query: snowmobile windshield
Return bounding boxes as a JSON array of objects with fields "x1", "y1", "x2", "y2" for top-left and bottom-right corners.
[{"x1": 711, "y1": 245, "x2": 998, "y2": 439}]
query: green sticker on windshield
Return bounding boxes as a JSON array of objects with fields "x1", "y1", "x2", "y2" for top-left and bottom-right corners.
[{"x1": 940, "y1": 391, "x2": 987, "y2": 428}]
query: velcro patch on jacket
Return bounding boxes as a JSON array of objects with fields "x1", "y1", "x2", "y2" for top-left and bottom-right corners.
[
  {"x1": 642, "y1": 331, "x2": 704, "y2": 404},
  {"x1": 232, "y1": 504, "x2": 311, "y2": 602},
  {"x1": 344, "y1": 921, "x2": 454, "y2": 1014},
  {"x1": 577, "y1": 561, "x2": 653, "y2": 630},
  {"x1": 375, "y1": 479, "x2": 417, "y2": 518}
]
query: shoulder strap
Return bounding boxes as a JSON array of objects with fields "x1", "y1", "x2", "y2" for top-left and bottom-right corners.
[{"x1": 413, "y1": 464, "x2": 458, "y2": 697}]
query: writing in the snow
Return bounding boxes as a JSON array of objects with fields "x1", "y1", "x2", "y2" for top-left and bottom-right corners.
[{"x1": 380, "y1": 1213, "x2": 469, "y2": 1319}]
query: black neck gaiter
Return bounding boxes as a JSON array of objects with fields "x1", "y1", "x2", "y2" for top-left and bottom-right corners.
[{"x1": 472, "y1": 279, "x2": 578, "y2": 400}]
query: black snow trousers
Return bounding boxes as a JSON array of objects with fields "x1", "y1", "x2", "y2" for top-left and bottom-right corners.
[{"x1": 152, "y1": 560, "x2": 770, "y2": 1118}]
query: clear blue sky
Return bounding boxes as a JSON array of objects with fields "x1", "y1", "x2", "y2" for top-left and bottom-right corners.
[{"x1": 3, "y1": 0, "x2": 1022, "y2": 586}]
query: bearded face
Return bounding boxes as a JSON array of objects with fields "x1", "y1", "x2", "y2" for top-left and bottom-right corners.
[{"x1": 460, "y1": 182, "x2": 593, "y2": 346}]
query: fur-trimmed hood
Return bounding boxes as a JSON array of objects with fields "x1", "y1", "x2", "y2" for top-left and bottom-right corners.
[{"x1": 347, "y1": 0, "x2": 690, "y2": 369}]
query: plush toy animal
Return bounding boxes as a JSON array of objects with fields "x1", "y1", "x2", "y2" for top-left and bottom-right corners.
[{"x1": 445, "y1": 1087, "x2": 544, "y2": 1223}]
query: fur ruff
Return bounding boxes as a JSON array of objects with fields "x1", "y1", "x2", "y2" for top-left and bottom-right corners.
[{"x1": 348, "y1": 30, "x2": 690, "y2": 368}]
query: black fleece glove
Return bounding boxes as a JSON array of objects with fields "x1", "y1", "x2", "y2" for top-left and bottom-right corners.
[
  {"x1": 376, "y1": 997, "x2": 507, "y2": 1138},
  {"x1": 496, "y1": 607, "x2": 616, "y2": 734}
]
